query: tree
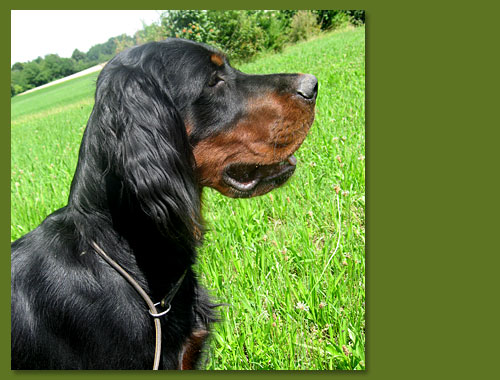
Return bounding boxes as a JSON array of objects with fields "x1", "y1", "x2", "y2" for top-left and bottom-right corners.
[
  {"x1": 113, "y1": 34, "x2": 136, "y2": 55},
  {"x1": 22, "y1": 62, "x2": 42, "y2": 87},
  {"x1": 39, "y1": 54, "x2": 75, "y2": 82},
  {"x1": 71, "y1": 49, "x2": 86, "y2": 62},
  {"x1": 11, "y1": 62, "x2": 24, "y2": 71},
  {"x1": 134, "y1": 23, "x2": 165, "y2": 45},
  {"x1": 86, "y1": 37, "x2": 119, "y2": 63}
]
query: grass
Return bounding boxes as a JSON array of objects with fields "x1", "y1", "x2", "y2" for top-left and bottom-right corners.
[
  {"x1": 11, "y1": 72, "x2": 99, "y2": 238},
  {"x1": 11, "y1": 27, "x2": 365, "y2": 370}
]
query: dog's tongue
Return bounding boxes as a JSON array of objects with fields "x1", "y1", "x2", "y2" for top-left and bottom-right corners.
[{"x1": 287, "y1": 155, "x2": 297, "y2": 166}]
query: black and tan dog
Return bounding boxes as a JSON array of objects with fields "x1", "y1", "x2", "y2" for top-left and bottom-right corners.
[{"x1": 11, "y1": 38, "x2": 317, "y2": 369}]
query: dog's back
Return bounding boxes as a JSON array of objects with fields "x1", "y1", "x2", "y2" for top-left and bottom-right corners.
[{"x1": 11, "y1": 209, "x2": 159, "y2": 369}]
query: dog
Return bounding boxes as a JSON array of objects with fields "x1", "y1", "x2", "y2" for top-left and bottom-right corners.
[{"x1": 11, "y1": 38, "x2": 317, "y2": 369}]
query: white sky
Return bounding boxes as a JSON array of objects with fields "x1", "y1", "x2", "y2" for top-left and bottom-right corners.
[{"x1": 11, "y1": 10, "x2": 163, "y2": 65}]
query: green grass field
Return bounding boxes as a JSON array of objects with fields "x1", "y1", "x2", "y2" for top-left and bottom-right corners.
[{"x1": 11, "y1": 27, "x2": 365, "y2": 370}]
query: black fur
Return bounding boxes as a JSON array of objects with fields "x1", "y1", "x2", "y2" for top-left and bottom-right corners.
[
  {"x1": 11, "y1": 38, "x2": 317, "y2": 370},
  {"x1": 11, "y1": 40, "x2": 215, "y2": 370}
]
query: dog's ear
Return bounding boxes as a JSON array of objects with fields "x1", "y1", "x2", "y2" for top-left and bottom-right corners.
[{"x1": 92, "y1": 65, "x2": 201, "y2": 243}]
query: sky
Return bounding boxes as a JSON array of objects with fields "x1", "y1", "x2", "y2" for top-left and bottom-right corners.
[{"x1": 11, "y1": 10, "x2": 163, "y2": 65}]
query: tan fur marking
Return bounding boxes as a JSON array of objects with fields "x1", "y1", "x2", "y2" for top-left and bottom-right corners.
[
  {"x1": 193, "y1": 92, "x2": 315, "y2": 197},
  {"x1": 181, "y1": 330, "x2": 209, "y2": 370},
  {"x1": 210, "y1": 53, "x2": 224, "y2": 67}
]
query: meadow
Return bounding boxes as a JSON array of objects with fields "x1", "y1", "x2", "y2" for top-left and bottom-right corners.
[{"x1": 11, "y1": 27, "x2": 365, "y2": 370}]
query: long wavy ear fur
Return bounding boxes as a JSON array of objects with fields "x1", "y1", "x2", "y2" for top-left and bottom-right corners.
[{"x1": 89, "y1": 62, "x2": 202, "y2": 245}]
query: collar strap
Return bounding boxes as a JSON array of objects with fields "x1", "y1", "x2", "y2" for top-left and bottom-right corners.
[
  {"x1": 150, "y1": 269, "x2": 188, "y2": 317},
  {"x1": 91, "y1": 241, "x2": 187, "y2": 370}
]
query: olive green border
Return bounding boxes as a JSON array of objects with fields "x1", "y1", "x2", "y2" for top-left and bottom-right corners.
[{"x1": 5, "y1": 1, "x2": 499, "y2": 379}]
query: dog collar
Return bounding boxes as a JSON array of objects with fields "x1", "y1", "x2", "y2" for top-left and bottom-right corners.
[
  {"x1": 91, "y1": 241, "x2": 188, "y2": 370},
  {"x1": 150, "y1": 269, "x2": 188, "y2": 317}
]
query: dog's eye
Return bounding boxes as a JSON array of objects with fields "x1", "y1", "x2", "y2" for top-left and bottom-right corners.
[{"x1": 208, "y1": 75, "x2": 224, "y2": 87}]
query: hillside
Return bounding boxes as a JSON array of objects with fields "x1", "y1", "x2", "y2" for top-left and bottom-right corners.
[{"x1": 11, "y1": 28, "x2": 365, "y2": 370}]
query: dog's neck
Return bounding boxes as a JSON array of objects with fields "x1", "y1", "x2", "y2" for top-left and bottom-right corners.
[{"x1": 68, "y1": 166, "x2": 199, "y2": 301}]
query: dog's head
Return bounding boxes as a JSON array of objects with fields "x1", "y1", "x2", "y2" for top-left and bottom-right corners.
[
  {"x1": 182, "y1": 43, "x2": 317, "y2": 198},
  {"x1": 98, "y1": 39, "x2": 316, "y2": 198},
  {"x1": 175, "y1": 40, "x2": 317, "y2": 198},
  {"x1": 83, "y1": 39, "x2": 316, "y2": 238}
]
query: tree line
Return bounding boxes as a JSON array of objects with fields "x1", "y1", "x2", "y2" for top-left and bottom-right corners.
[
  {"x1": 11, "y1": 34, "x2": 135, "y2": 96},
  {"x1": 11, "y1": 10, "x2": 364, "y2": 96}
]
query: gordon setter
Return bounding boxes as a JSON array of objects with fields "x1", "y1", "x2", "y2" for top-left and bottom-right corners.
[{"x1": 11, "y1": 38, "x2": 317, "y2": 370}]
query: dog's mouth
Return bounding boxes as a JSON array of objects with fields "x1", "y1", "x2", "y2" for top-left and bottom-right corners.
[{"x1": 222, "y1": 155, "x2": 297, "y2": 196}]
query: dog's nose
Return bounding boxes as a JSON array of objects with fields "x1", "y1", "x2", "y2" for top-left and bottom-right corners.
[{"x1": 297, "y1": 74, "x2": 318, "y2": 100}]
